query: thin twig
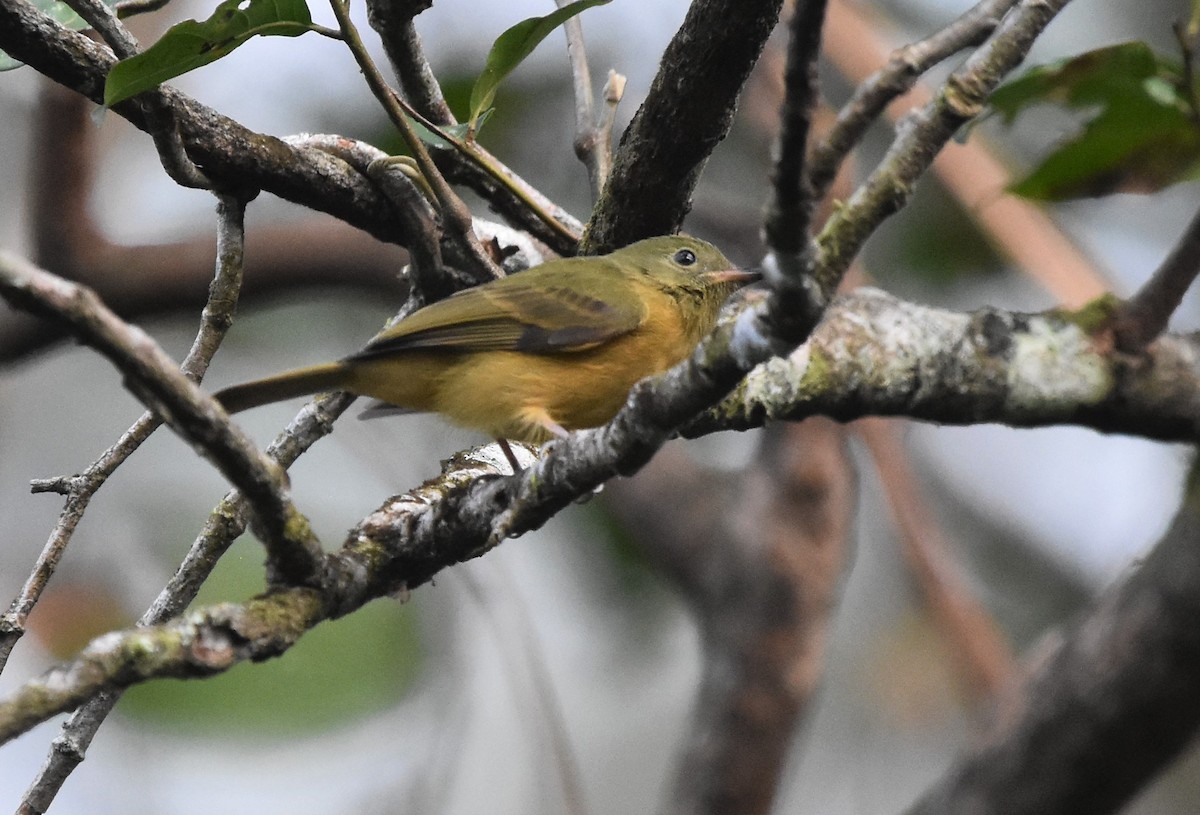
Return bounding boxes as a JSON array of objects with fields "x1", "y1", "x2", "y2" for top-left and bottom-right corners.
[
  {"x1": 809, "y1": 0, "x2": 1019, "y2": 200},
  {"x1": 555, "y1": 0, "x2": 604, "y2": 200},
  {"x1": 820, "y1": 0, "x2": 1109, "y2": 306},
  {"x1": 60, "y1": 0, "x2": 211, "y2": 189},
  {"x1": 328, "y1": 0, "x2": 503, "y2": 283},
  {"x1": 365, "y1": 0, "x2": 456, "y2": 125},
  {"x1": 1113, "y1": 204, "x2": 1200, "y2": 352},
  {"x1": 112, "y1": 0, "x2": 171, "y2": 17},
  {"x1": 582, "y1": 0, "x2": 786, "y2": 253},
  {"x1": 593, "y1": 70, "x2": 625, "y2": 193},
  {"x1": 459, "y1": 567, "x2": 592, "y2": 815},
  {"x1": 441, "y1": 143, "x2": 583, "y2": 247},
  {"x1": 760, "y1": 0, "x2": 831, "y2": 356},
  {"x1": 61, "y1": 0, "x2": 136, "y2": 55},
  {"x1": 18, "y1": 391, "x2": 354, "y2": 813},
  {"x1": 763, "y1": 0, "x2": 827, "y2": 256},
  {"x1": 811, "y1": 0, "x2": 1075, "y2": 299},
  {"x1": 1174, "y1": 11, "x2": 1200, "y2": 123},
  {"x1": 0, "y1": 197, "x2": 247, "y2": 676},
  {"x1": 0, "y1": 254, "x2": 325, "y2": 586}
]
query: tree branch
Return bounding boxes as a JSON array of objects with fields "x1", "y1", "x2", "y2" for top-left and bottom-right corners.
[
  {"x1": 366, "y1": 1, "x2": 455, "y2": 126},
  {"x1": 581, "y1": 0, "x2": 785, "y2": 253},
  {"x1": 608, "y1": 420, "x2": 854, "y2": 815},
  {"x1": 808, "y1": 0, "x2": 1019, "y2": 200},
  {"x1": 1114, "y1": 203, "x2": 1200, "y2": 352},
  {"x1": 811, "y1": 0, "x2": 1074, "y2": 298},
  {"x1": 0, "y1": 0, "x2": 409, "y2": 243},
  {"x1": 0, "y1": 196, "x2": 248, "y2": 675},
  {"x1": 0, "y1": 590, "x2": 327, "y2": 744},
  {"x1": 760, "y1": 0, "x2": 832, "y2": 349},
  {"x1": 6, "y1": 284, "x2": 1200, "y2": 743},
  {"x1": 819, "y1": 0, "x2": 1110, "y2": 307},
  {"x1": 688, "y1": 288, "x2": 1200, "y2": 443},
  {"x1": 18, "y1": 391, "x2": 355, "y2": 812},
  {"x1": 904, "y1": 461, "x2": 1200, "y2": 815},
  {"x1": 0, "y1": 254, "x2": 326, "y2": 586},
  {"x1": 763, "y1": 0, "x2": 830, "y2": 256}
]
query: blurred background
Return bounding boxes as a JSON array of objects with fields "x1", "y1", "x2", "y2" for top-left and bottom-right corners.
[{"x1": 1, "y1": 0, "x2": 1199, "y2": 811}]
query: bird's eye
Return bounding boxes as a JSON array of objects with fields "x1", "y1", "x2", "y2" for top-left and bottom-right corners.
[{"x1": 673, "y1": 249, "x2": 697, "y2": 266}]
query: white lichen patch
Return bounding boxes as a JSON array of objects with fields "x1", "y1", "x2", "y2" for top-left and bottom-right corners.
[{"x1": 1006, "y1": 319, "x2": 1112, "y2": 414}]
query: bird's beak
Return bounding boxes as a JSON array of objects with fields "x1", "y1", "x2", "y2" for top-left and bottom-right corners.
[{"x1": 702, "y1": 267, "x2": 762, "y2": 285}]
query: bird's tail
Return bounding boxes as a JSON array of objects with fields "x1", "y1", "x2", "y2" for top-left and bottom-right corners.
[{"x1": 214, "y1": 362, "x2": 348, "y2": 414}]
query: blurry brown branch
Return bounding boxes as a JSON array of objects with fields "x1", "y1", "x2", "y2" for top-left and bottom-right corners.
[
  {"x1": 1, "y1": 83, "x2": 407, "y2": 364},
  {"x1": 905, "y1": 465, "x2": 1200, "y2": 815},
  {"x1": 582, "y1": 0, "x2": 785, "y2": 253},
  {"x1": 857, "y1": 418, "x2": 1016, "y2": 700},
  {"x1": 1114, "y1": 203, "x2": 1200, "y2": 352},
  {"x1": 604, "y1": 419, "x2": 855, "y2": 815}
]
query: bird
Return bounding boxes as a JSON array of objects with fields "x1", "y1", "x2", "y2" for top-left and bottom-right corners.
[{"x1": 214, "y1": 235, "x2": 757, "y2": 445}]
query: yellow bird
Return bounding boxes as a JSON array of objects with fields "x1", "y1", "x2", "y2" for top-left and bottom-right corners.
[{"x1": 215, "y1": 235, "x2": 756, "y2": 444}]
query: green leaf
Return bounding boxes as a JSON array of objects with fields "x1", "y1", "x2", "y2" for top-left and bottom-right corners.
[
  {"x1": 988, "y1": 41, "x2": 1200, "y2": 200},
  {"x1": 467, "y1": 0, "x2": 610, "y2": 131},
  {"x1": 103, "y1": 0, "x2": 317, "y2": 106},
  {"x1": 1, "y1": 0, "x2": 121, "y2": 71}
]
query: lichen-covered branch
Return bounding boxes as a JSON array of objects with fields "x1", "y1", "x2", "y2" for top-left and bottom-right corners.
[
  {"x1": 689, "y1": 289, "x2": 1200, "y2": 442},
  {"x1": 0, "y1": 591, "x2": 326, "y2": 745}
]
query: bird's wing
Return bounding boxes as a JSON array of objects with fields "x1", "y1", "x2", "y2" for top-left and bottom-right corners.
[{"x1": 349, "y1": 267, "x2": 647, "y2": 360}]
